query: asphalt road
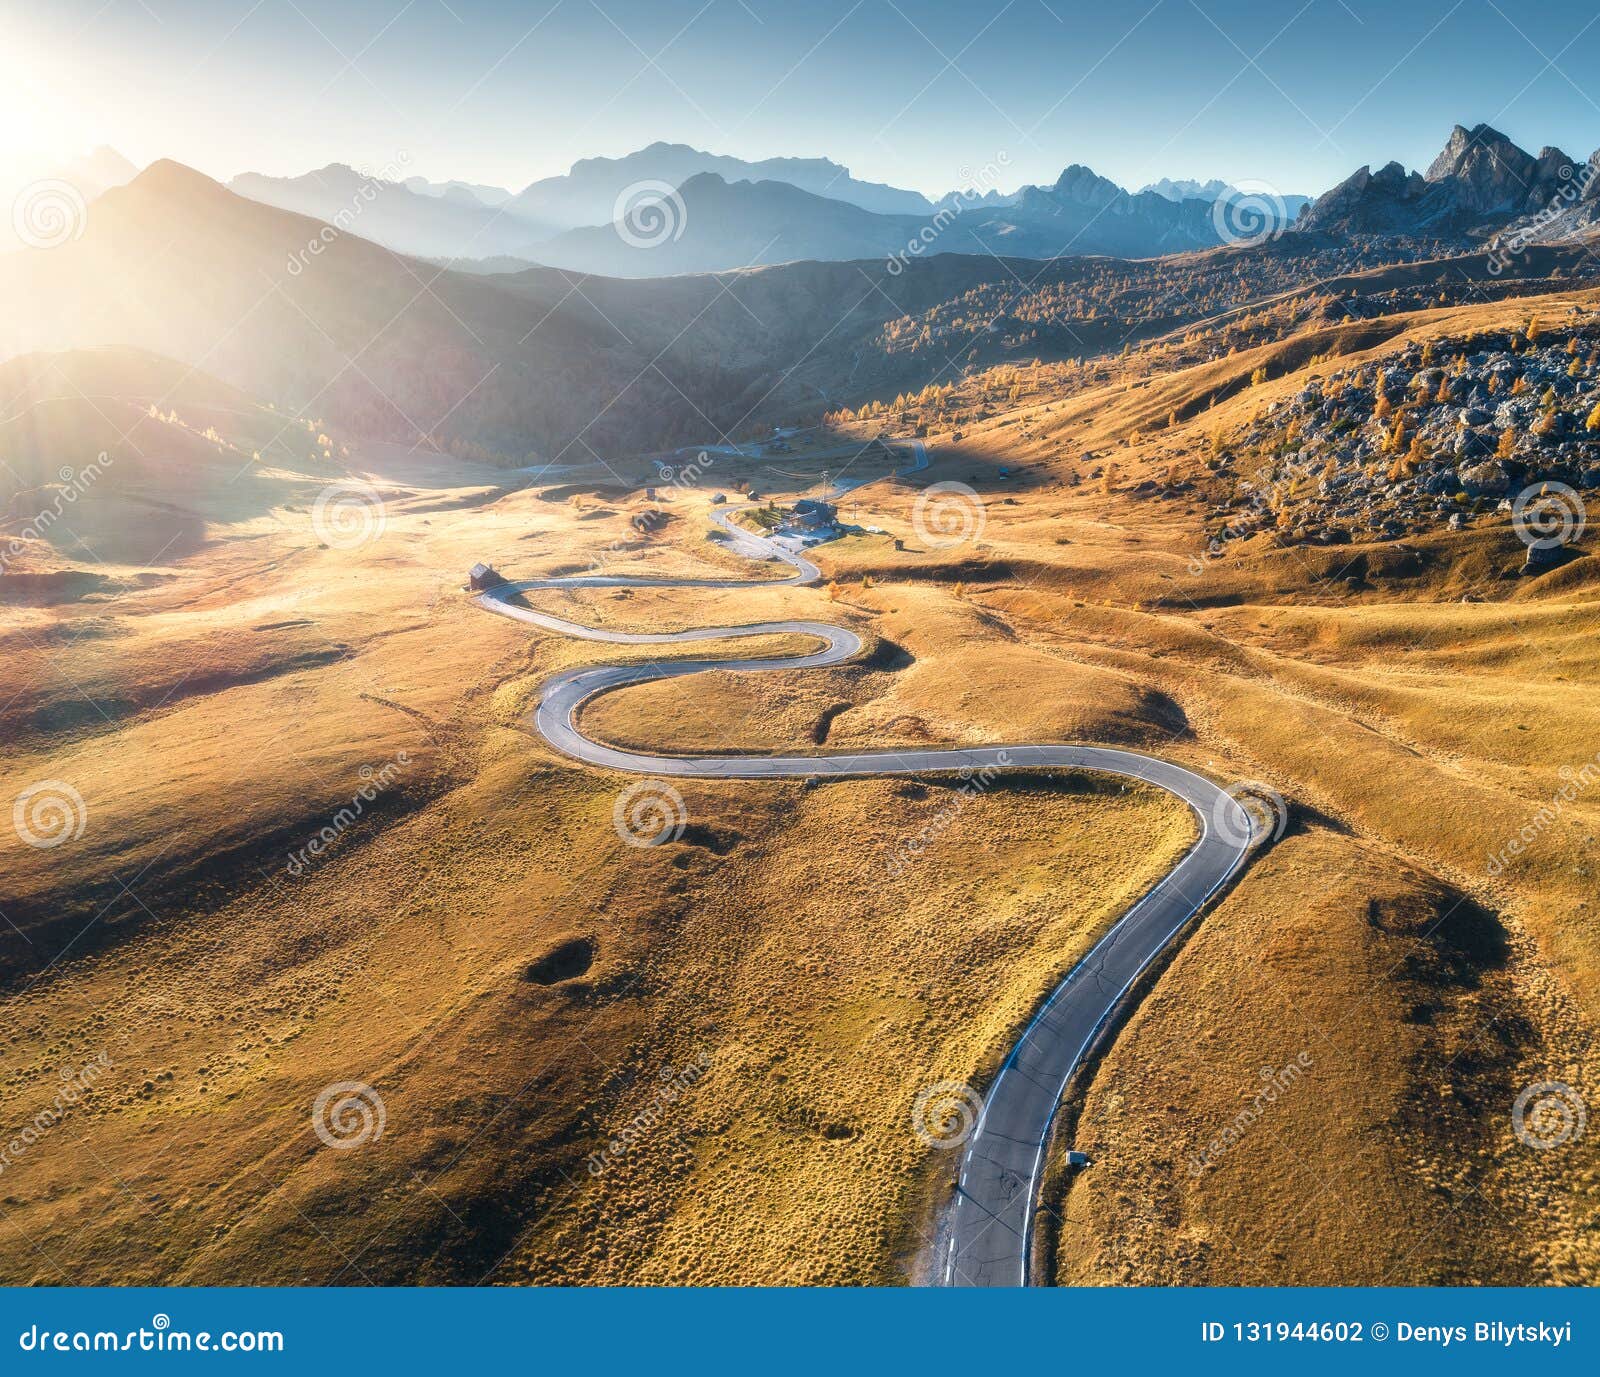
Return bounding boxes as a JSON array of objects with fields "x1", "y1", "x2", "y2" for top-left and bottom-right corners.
[{"x1": 473, "y1": 442, "x2": 1257, "y2": 1286}]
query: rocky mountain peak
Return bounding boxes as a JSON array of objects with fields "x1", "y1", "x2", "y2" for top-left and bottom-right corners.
[
  {"x1": 1425, "y1": 123, "x2": 1512, "y2": 181},
  {"x1": 1299, "y1": 123, "x2": 1582, "y2": 235},
  {"x1": 1423, "y1": 123, "x2": 1541, "y2": 214},
  {"x1": 1051, "y1": 164, "x2": 1124, "y2": 208}
]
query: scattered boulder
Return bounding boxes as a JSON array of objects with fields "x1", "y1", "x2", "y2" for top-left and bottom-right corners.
[{"x1": 1458, "y1": 459, "x2": 1511, "y2": 497}]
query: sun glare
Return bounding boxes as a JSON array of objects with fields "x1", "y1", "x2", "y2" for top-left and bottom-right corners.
[{"x1": 0, "y1": 41, "x2": 83, "y2": 189}]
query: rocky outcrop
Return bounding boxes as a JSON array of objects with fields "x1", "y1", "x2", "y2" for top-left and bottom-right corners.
[
  {"x1": 1202, "y1": 321, "x2": 1600, "y2": 554},
  {"x1": 1297, "y1": 161, "x2": 1432, "y2": 234},
  {"x1": 1298, "y1": 124, "x2": 1582, "y2": 238}
]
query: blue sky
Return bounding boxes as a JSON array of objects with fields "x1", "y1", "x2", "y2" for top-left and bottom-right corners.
[{"x1": 7, "y1": 0, "x2": 1600, "y2": 198}]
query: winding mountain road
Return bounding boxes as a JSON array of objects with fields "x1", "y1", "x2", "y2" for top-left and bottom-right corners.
[{"x1": 473, "y1": 444, "x2": 1260, "y2": 1287}]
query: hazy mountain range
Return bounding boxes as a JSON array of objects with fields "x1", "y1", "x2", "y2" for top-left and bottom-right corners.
[
  {"x1": 502, "y1": 140, "x2": 935, "y2": 223},
  {"x1": 1141, "y1": 177, "x2": 1312, "y2": 217},
  {"x1": 220, "y1": 142, "x2": 1310, "y2": 275},
  {"x1": 523, "y1": 172, "x2": 932, "y2": 276},
  {"x1": 1140, "y1": 176, "x2": 1234, "y2": 201},
  {"x1": 229, "y1": 163, "x2": 559, "y2": 260},
  {"x1": 402, "y1": 175, "x2": 514, "y2": 207},
  {"x1": 530, "y1": 162, "x2": 1311, "y2": 278},
  {"x1": 0, "y1": 157, "x2": 1291, "y2": 462},
  {"x1": 18, "y1": 127, "x2": 1600, "y2": 282},
  {"x1": 224, "y1": 141, "x2": 939, "y2": 267},
  {"x1": 18, "y1": 139, "x2": 1321, "y2": 276}
]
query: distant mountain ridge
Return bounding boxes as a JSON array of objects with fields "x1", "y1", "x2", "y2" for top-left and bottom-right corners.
[
  {"x1": 1141, "y1": 177, "x2": 1233, "y2": 202},
  {"x1": 11, "y1": 151, "x2": 1575, "y2": 473},
  {"x1": 1140, "y1": 177, "x2": 1310, "y2": 219},
  {"x1": 520, "y1": 161, "x2": 1308, "y2": 277},
  {"x1": 504, "y1": 140, "x2": 934, "y2": 226},
  {"x1": 227, "y1": 142, "x2": 936, "y2": 265},
  {"x1": 524, "y1": 172, "x2": 931, "y2": 276},
  {"x1": 402, "y1": 175, "x2": 513, "y2": 207},
  {"x1": 0, "y1": 156, "x2": 1324, "y2": 462},
  {"x1": 228, "y1": 163, "x2": 553, "y2": 260},
  {"x1": 223, "y1": 140, "x2": 1317, "y2": 276}
]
